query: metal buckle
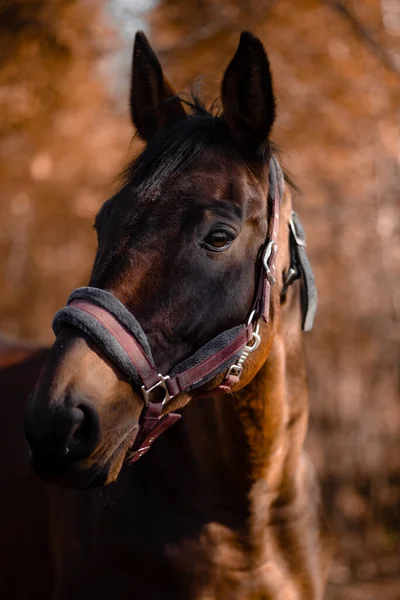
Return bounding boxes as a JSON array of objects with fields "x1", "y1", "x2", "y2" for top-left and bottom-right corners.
[
  {"x1": 262, "y1": 240, "x2": 277, "y2": 285},
  {"x1": 226, "y1": 364, "x2": 243, "y2": 378},
  {"x1": 283, "y1": 265, "x2": 300, "y2": 290},
  {"x1": 141, "y1": 375, "x2": 173, "y2": 406},
  {"x1": 225, "y1": 321, "x2": 261, "y2": 383},
  {"x1": 247, "y1": 309, "x2": 257, "y2": 327},
  {"x1": 245, "y1": 327, "x2": 261, "y2": 353}
]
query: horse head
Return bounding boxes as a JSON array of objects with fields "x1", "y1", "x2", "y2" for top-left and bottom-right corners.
[{"x1": 25, "y1": 32, "x2": 301, "y2": 489}]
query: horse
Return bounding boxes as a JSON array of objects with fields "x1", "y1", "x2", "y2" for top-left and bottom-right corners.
[{"x1": 17, "y1": 30, "x2": 332, "y2": 598}]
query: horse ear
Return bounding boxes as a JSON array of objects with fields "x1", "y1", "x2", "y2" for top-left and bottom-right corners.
[
  {"x1": 221, "y1": 32, "x2": 276, "y2": 154},
  {"x1": 130, "y1": 31, "x2": 186, "y2": 141}
]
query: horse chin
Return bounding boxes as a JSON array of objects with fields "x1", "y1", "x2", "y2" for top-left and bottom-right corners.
[
  {"x1": 29, "y1": 454, "x2": 107, "y2": 488},
  {"x1": 29, "y1": 442, "x2": 128, "y2": 489}
]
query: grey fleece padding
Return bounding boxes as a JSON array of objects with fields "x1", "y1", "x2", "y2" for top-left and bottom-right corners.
[
  {"x1": 170, "y1": 324, "x2": 246, "y2": 391},
  {"x1": 290, "y1": 212, "x2": 318, "y2": 332},
  {"x1": 271, "y1": 155, "x2": 285, "y2": 199},
  {"x1": 52, "y1": 306, "x2": 142, "y2": 383},
  {"x1": 268, "y1": 157, "x2": 277, "y2": 204},
  {"x1": 67, "y1": 287, "x2": 153, "y2": 359}
]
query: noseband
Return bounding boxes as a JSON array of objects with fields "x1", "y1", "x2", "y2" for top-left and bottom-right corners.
[{"x1": 53, "y1": 157, "x2": 317, "y2": 462}]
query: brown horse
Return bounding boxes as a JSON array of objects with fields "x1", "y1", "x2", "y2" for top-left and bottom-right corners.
[{"x1": 9, "y1": 31, "x2": 332, "y2": 599}]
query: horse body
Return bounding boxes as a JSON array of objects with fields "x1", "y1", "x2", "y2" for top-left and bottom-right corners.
[{"x1": 1, "y1": 31, "x2": 332, "y2": 599}]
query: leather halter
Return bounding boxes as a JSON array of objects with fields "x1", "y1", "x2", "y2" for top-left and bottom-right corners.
[{"x1": 53, "y1": 157, "x2": 316, "y2": 462}]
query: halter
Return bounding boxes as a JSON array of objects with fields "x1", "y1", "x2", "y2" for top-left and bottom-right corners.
[{"x1": 52, "y1": 157, "x2": 317, "y2": 462}]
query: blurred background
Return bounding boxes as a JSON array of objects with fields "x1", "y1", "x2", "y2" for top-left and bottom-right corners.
[{"x1": 0, "y1": 0, "x2": 399, "y2": 597}]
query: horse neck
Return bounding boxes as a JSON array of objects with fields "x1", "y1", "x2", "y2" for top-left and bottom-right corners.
[{"x1": 150, "y1": 285, "x2": 308, "y2": 520}]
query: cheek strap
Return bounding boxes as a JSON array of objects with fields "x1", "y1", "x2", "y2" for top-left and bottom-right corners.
[{"x1": 281, "y1": 211, "x2": 318, "y2": 332}]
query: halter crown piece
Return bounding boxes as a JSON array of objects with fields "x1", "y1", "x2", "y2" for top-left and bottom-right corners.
[{"x1": 53, "y1": 157, "x2": 317, "y2": 462}]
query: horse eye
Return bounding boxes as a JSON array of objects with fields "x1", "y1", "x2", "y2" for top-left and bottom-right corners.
[{"x1": 203, "y1": 229, "x2": 234, "y2": 252}]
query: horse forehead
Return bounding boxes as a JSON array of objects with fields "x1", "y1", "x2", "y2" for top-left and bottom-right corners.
[
  {"x1": 110, "y1": 151, "x2": 268, "y2": 228},
  {"x1": 170, "y1": 156, "x2": 267, "y2": 213}
]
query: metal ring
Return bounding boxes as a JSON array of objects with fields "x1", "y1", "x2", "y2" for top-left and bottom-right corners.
[
  {"x1": 141, "y1": 375, "x2": 173, "y2": 406},
  {"x1": 245, "y1": 331, "x2": 261, "y2": 353},
  {"x1": 247, "y1": 309, "x2": 257, "y2": 327},
  {"x1": 262, "y1": 240, "x2": 278, "y2": 271}
]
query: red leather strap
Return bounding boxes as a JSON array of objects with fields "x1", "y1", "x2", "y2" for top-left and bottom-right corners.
[
  {"x1": 253, "y1": 186, "x2": 280, "y2": 322},
  {"x1": 68, "y1": 300, "x2": 160, "y2": 389},
  {"x1": 169, "y1": 325, "x2": 253, "y2": 393},
  {"x1": 191, "y1": 373, "x2": 241, "y2": 401},
  {"x1": 129, "y1": 402, "x2": 181, "y2": 463}
]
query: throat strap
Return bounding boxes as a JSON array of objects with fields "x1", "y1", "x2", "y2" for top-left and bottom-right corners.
[{"x1": 128, "y1": 403, "x2": 181, "y2": 463}]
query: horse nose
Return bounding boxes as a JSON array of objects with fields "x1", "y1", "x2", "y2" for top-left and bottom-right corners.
[
  {"x1": 61, "y1": 400, "x2": 100, "y2": 459},
  {"x1": 25, "y1": 393, "x2": 100, "y2": 462}
]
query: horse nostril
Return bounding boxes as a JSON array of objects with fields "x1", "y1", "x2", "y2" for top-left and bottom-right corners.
[
  {"x1": 25, "y1": 392, "x2": 101, "y2": 464},
  {"x1": 64, "y1": 402, "x2": 100, "y2": 460}
]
